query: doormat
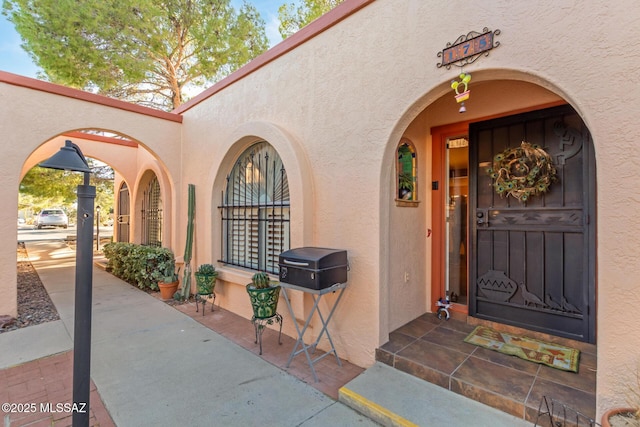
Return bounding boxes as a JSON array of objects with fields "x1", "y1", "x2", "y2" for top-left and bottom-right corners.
[{"x1": 463, "y1": 325, "x2": 580, "y2": 373}]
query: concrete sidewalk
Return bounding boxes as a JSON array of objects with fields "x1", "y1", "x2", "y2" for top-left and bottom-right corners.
[
  {"x1": 2, "y1": 240, "x2": 535, "y2": 426},
  {"x1": 4, "y1": 241, "x2": 376, "y2": 426}
]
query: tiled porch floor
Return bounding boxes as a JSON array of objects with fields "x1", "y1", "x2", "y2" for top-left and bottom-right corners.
[
  {"x1": 376, "y1": 313, "x2": 597, "y2": 426},
  {"x1": 169, "y1": 299, "x2": 365, "y2": 400}
]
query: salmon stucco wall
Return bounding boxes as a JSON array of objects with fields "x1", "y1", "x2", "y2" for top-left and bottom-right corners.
[
  {"x1": 175, "y1": 0, "x2": 640, "y2": 415},
  {"x1": 0, "y1": 78, "x2": 182, "y2": 318},
  {"x1": 1, "y1": 0, "x2": 640, "y2": 419}
]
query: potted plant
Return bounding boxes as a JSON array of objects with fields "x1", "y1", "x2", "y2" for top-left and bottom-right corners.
[
  {"x1": 398, "y1": 172, "x2": 414, "y2": 200},
  {"x1": 602, "y1": 368, "x2": 640, "y2": 427},
  {"x1": 246, "y1": 272, "x2": 281, "y2": 319},
  {"x1": 194, "y1": 263, "x2": 218, "y2": 295},
  {"x1": 158, "y1": 263, "x2": 180, "y2": 301}
]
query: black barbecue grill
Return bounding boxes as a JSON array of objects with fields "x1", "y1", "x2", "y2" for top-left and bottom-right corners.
[{"x1": 278, "y1": 247, "x2": 348, "y2": 290}]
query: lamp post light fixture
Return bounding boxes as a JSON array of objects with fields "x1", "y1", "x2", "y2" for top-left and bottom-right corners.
[{"x1": 39, "y1": 140, "x2": 95, "y2": 427}]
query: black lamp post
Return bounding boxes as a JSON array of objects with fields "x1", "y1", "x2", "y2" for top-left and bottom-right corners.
[{"x1": 40, "y1": 140, "x2": 95, "y2": 427}]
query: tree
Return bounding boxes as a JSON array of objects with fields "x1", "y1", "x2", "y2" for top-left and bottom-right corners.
[
  {"x1": 3, "y1": 0, "x2": 269, "y2": 111},
  {"x1": 277, "y1": 0, "x2": 343, "y2": 39}
]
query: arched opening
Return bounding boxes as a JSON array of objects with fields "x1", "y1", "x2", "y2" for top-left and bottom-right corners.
[
  {"x1": 18, "y1": 131, "x2": 141, "y2": 234},
  {"x1": 13, "y1": 130, "x2": 142, "y2": 329},
  {"x1": 140, "y1": 172, "x2": 163, "y2": 247},
  {"x1": 426, "y1": 104, "x2": 596, "y2": 343},
  {"x1": 220, "y1": 141, "x2": 290, "y2": 274},
  {"x1": 116, "y1": 181, "x2": 131, "y2": 242},
  {"x1": 380, "y1": 75, "x2": 597, "y2": 420},
  {"x1": 384, "y1": 76, "x2": 597, "y2": 336}
]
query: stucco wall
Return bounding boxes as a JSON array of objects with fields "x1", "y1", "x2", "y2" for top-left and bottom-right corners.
[
  {"x1": 1, "y1": 0, "x2": 639, "y2": 419},
  {"x1": 0, "y1": 81, "x2": 182, "y2": 318},
  {"x1": 178, "y1": 0, "x2": 640, "y2": 415}
]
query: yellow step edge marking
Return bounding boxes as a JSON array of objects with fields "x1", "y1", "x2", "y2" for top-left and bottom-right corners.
[{"x1": 339, "y1": 386, "x2": 419, "y2": 427}]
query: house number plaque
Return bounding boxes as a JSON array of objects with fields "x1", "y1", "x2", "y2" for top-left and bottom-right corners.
[{"x1": 437, "y1": 27, "x2": 501, "y2": 69}]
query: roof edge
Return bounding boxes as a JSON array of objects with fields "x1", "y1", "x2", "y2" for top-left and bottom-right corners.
[
  {"x1": 173, "y1": 0, "x2": 375, "y2": 115},
  {"x1": 0, "y1": 71, "x2": 183, "y2": 123}
]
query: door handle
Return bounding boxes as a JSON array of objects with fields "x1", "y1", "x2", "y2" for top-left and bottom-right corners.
[{"x1": 476, "y1": 210, "x2": 489, "y2": 226}]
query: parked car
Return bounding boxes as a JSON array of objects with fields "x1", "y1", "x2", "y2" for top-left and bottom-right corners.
[{"x1": 35, "y1": 209, "x2": 68, "y2": 229}]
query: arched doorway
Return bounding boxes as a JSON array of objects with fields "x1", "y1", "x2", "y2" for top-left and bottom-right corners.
[
  {"x1": 431, "y1": 104, "x2": 596, "y2": 343},
  {"x1": 117, "y1": 182, "x2": 130, "y2": 242},
  {"x1": 381, "y1": 81, "x2": 597, "y2": 422},
  {"x1": 141, "y1": 174, "x2": 162, "y2": 247}
]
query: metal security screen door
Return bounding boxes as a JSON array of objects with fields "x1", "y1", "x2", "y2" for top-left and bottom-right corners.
[
  {"x1": 117, "y1": 182, "x2": 130, "y2": 242},
  {"x1": 469, "y1": 105, "x2": 596, "y2": 343},
  {"x1": 141, "y1": 176, "x2": 162, "y2": 247},
  {"x1": 221, "y1": 142, "x2": 290, "y2": 274}
]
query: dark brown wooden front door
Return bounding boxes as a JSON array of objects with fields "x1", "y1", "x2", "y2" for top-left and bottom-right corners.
[{"x1": 469, "y1": 105, "x2": 596, "y2": 343}]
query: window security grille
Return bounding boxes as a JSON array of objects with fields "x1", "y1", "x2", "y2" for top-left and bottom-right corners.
[
  {"x1": 220, "y1": 142, "x2": 290, "y2": 273},
  {"x1": 141, "y1": 176, "x2": 162, "y2": 247}
]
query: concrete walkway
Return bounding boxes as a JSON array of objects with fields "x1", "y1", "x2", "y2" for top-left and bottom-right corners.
[
  {"x1": 0, "y1": 319, "x2": 72, "y2": 369},
  {"x1": 6, "y1": 241, "x2": 376, "y2": 426},
  {"x1": 2, "y1": 240, "x2": 536, "y2": 426}
]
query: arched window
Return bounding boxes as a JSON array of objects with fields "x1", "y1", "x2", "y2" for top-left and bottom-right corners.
[
  {"x1": 141, "y1": 175, "x2": 162, "y2": 247},
  {"x1": 221, "y1": 142, "x2": 290, "y2": 273},
  {"x1": 397, "y1": 140, "x2": 417, "y2": 203}
]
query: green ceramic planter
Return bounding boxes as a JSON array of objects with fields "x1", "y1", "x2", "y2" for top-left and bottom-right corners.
[
  {"x1": 195, "y1": 273, "x2": 216, "y2": 295},
  {"x1": 246, "y1": 284, "x2": 281, "y2": 319}
]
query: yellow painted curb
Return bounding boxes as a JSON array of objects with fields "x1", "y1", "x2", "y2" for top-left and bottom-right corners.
[{"x1": 339, "y1": 386, "x2": 419, "y2": 427}]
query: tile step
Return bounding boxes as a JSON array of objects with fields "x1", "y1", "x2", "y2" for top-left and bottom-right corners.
[{"x1": 339, "y1": 362, "x2": 534, "y2": 427}]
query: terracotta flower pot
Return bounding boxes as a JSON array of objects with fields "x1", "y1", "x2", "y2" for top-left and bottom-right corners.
[
  {"x1": 601, "y1": 408, "x2": 637, "y2": 427},
  {"x1": 158, "y1": 280, "x2": 179, "y2": 300}
]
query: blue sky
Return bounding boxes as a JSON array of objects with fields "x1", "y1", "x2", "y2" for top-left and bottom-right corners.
[{"x1": 0, "y1": 1, "x2": 284, "y2": 79}]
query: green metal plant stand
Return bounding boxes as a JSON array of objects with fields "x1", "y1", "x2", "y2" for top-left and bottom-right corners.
[{"x1": 252, "y1": 313, "x2": 283, "y2": 355}]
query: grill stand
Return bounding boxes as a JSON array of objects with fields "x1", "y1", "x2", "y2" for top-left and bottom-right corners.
[{"x1": 280, "y1": 282, "x2": 347, "y2": 382}]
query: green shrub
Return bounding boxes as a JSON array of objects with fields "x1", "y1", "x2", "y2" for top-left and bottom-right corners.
[
  {"x1": 103, "y1": 242, "x2": 135, "y2": 278},
  {"x1": 103, "y1": 242, "x2": 176, "y2": 291}
]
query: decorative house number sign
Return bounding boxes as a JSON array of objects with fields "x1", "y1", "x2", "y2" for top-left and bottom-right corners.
[{"x1": 437, "y1": 27, "x2": 501, "y2": 69}]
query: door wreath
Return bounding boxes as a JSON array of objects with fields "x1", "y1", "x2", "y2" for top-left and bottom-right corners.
[{"x1": 486, "y1": 141, "x2": 557, "y2": 202}]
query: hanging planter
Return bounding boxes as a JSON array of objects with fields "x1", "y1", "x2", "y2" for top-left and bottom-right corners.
[
  {"x1": 486, "y1": 141, "x2": 557, "y2": 202},
  {"x1": 451, "y1": 72, "x2": 471, "y2": 113}
]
